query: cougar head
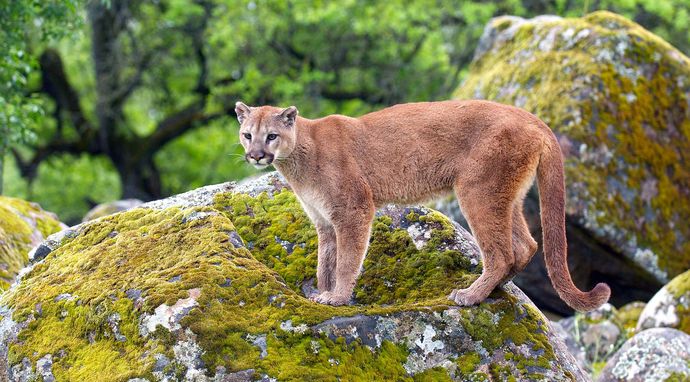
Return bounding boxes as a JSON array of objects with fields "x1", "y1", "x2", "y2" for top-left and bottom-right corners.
[{"x1": 235, "y1": 102, "x2": 298, "y2": 169}]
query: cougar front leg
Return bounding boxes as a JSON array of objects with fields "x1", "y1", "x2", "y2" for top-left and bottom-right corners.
[
  {"x1": 312, "y1": 206, "x2": 374, "y2": 306},
  {"x1": 315, "y1": 223, "x2": 337, "y2": 292}
]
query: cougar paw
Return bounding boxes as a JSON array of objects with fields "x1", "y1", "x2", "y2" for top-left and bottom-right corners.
[
  {"x1": 310, "y1": 291, "x2": 350, "y2": 306},
  {"x1": 448, "y1": 288, "x2": 483, "y2": 307}
]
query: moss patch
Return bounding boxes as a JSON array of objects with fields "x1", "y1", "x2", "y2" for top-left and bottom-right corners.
[
  {"x1": 0, "y1": 196, "x2": 63, "y2": 290},
  {"x1": 213, "y1": 191, "x2": 480, "y2": 308},
  {"x1": 212, "y1": 190, "x2": 319, "y2": 292}
]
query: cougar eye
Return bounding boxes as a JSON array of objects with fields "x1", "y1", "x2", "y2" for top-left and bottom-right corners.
[
  {"x1": 243, "y1": 133, "x2": 252, "y2": 140},
  {"x1": 266, "y1": 133, "x2": 278, "y2": 141}
]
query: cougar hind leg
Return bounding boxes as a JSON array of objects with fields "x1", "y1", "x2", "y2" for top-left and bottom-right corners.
[
  {"x1": 510, "y1": 198, "x2": 538, "y2": 277},
  {"x1": 449, "y1": 188, "x2": 515, "y2": 306}
]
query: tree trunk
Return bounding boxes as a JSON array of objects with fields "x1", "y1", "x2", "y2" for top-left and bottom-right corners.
[
  {"x1": 88, "y1": 0, "x2": 161, "y2": 201},
  {"x1": 89, "y1": 1, "x2": 127, "y2": 160},
  {"x1": 117, "y1": 157, "x2": 162, "y2": 201}
]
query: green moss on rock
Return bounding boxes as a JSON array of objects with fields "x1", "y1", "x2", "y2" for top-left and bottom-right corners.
[
  {"x1": 0, "y1": 197, "x2": 64, "y2": 290},
  {"x1": 356, "y1": 209, "x2": 477, "y2": 306},
  {"x1": 212, "y1": 190, "x2": 319, "y2": 292},
  {"x1": 0, "y1": 175, "x2": 585, "y2": 381},
  {"x1": 455, "y1": 11, "x2": 690, "y2": 282}
]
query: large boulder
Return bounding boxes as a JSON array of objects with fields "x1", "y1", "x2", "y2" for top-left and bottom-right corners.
[
  {"x1": 637, "y1": 269, "x2": 690, "y2": 334},
  {"x1": 0, "y1": 173, "x2": 587, "y2": 381},
  {"x1": 597, "y1": 328, "x2": 690, "y2": 382},
  {"x1": 0, "y1": 196, "x2": 65, "y2": 290},
  {"x1": 453, "y1": 11, "x2": 690, "y2": 311}
]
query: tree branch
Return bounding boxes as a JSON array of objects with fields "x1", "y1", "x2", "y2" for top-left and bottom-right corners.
[
  {"x1": 145, "y1": 101, "x2": 233, "y2": 154},
  {"x1": 191, "y1": 0, "x2": 213, "y2": 96},
  {"x1": 39, "y1": 49, "x2": 94, "y2": 134},
  {"x1": 12, "y1": 136, "x2": 97, "y2": 180},
  {"x1": 108, "y1": 50, "x2": 153, "y2": 106}
]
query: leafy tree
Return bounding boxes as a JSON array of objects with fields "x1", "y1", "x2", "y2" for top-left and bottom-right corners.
[{"x1": 0, "y1": 0, "x2": 81, "y2": 194}]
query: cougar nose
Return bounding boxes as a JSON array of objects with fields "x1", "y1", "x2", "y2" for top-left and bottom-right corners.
[{"x1": 248, "y1": 151, "x2": 265, "y2": 161}]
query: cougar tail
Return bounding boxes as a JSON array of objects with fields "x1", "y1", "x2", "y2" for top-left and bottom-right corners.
[{"x1": 537, "y1": 131, "x2": 610, "y2": 312}]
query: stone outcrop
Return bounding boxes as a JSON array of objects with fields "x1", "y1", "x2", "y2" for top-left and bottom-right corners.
[{"x1": 82, "y1": 199, "x2": 143, "y2": 222}]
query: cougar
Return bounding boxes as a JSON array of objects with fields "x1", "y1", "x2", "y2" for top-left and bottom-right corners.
[{"x1": 234, "y1": 100, "x2": 610, "y2": 311}]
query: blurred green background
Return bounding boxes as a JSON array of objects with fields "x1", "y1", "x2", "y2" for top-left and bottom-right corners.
[{"x1": 2, "y1": 0, "x2": 689, "y2": 224}]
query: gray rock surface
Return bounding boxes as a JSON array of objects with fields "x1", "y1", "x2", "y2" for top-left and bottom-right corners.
[
  {"x1": 558, "y1": 304, "x2": 627, "y2": 371},
  {"x1": 597, "y1": 328, "x2": 690, "y2": 382}
]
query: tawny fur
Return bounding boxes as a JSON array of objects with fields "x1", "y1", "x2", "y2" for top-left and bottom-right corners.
[{"x1": 235, "y1": 100, "x2": 611, "y2": 311}]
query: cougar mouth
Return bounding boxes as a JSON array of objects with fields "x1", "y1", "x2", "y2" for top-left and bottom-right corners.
[{"x1": 252, "y1": 162, "x2": 270, "y2": 169}]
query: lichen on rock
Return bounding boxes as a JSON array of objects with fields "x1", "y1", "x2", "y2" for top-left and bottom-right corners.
[
  {"x1": 0, "y1": 196, "x2": 65, "y2": 291},
  {"x1": 0, "y1": 173, "x2": 586, "y2": 381},
  {"x1": 455, "y1": 11, "x2": 690, "y2": 283},
  {"x1": 597, "y1": 328, "x2": 690, "y2": 382}
]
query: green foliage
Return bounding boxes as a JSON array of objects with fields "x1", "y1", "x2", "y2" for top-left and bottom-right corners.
[
  {"x1": 0, "y1": 0, "x2": 82, "y2": 194},
  {"x1": 155, "y1": 117, "x2": 256, "y2": 195},
  {"x1": 9, "y1": 154, "x2": 121, "y2": 223}
]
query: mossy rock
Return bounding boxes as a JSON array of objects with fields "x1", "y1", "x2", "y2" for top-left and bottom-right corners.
[
  {"x1": 0, "y1": 196, "x2": 65, "y2": 291},
  {"x1": 0, "y1": 173, "x2": 587, "y2": 381},
  {"x1": 455, "y1": 11, "x2": 690, "y2": 283},
  {"x1": 637, "y1": 270, "x2": 690, "y2": 335}
]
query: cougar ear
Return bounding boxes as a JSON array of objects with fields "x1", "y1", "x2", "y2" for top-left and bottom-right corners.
[
  {"x1": 279, "y1": 106, "x2": 298, "y2": 128},
  {"x1": 235, "y1": 102, "x2": 251, "y2": 124}
]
